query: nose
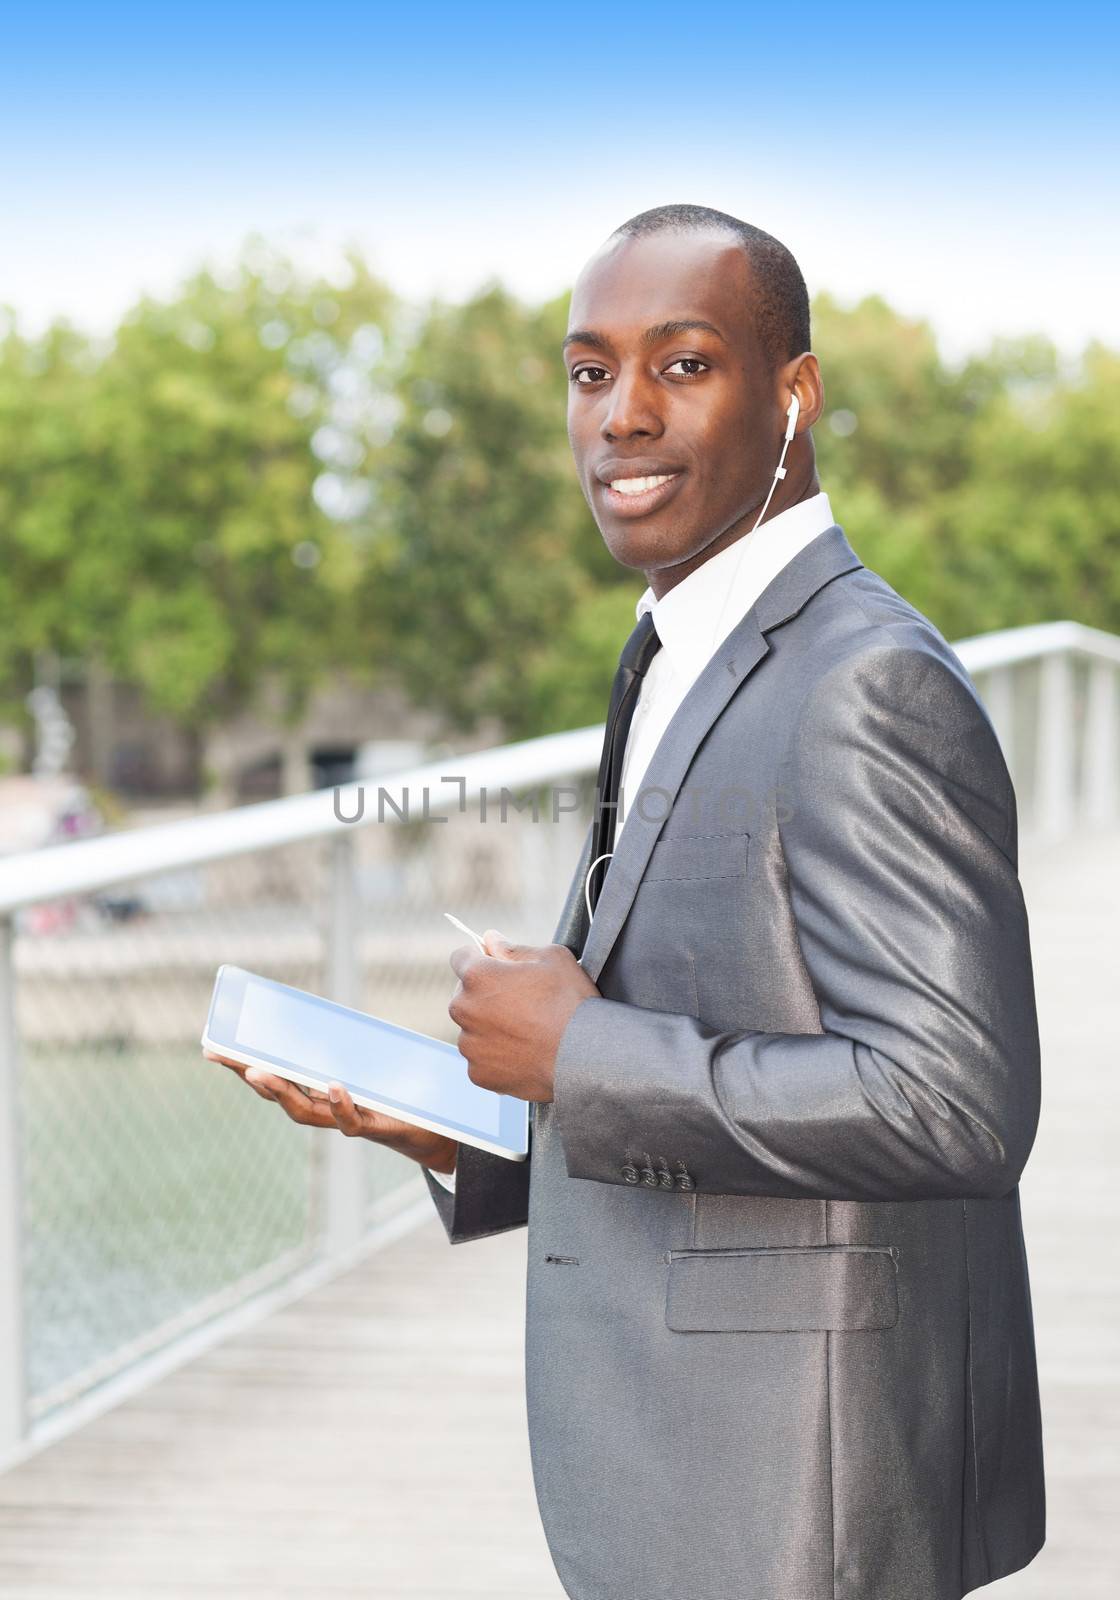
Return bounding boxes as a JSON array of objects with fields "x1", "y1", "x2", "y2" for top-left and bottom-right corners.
[{"x1": 599, "y1": 365, "x2": 664, "y2": 443}]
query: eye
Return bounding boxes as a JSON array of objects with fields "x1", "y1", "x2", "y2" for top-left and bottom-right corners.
[
  {"x1": 665, "y1": 357, "x2": 709, "y2": 378},
  {"x1": 571, "y1": 365, "x2": 610, "y2": 386}
]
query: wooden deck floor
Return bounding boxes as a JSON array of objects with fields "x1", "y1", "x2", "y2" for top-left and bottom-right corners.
[{"x1": 0, "y1": 830, "x2": 1116, "y2": 1598}]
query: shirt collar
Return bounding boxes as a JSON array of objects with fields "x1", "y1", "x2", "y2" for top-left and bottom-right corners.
[{"x1": 635, "y1": 490, "x2": 836, "y2": 685}]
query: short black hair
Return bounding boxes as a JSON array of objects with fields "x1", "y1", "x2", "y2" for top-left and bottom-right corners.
[{"x1": 609, "y1": 204, "x2": 810, "y2": 371}]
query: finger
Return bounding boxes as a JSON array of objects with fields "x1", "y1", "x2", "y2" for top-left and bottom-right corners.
[
  {"x1": 205, "y1": 1051, "x2": 284, "y2": 1094},
  {"x1": 243, "y1": 1067, "x2": 280, "y2": 1102},
  {"x1": 325, "y1": 1081, "x2": 396, "y2": 1138},
  {"x1": 448, "y1": 941, "x2": 488, "y2": 980},
  {"x1": 203, "y1": 1050, "x2": 315, "y2": 1094},
  {"x1": 213, "y1": 1056, "x2": 261, "y2": 1089},
  {"x1": 204, "y1": 1049, "x2": 246, "y2": 1071},
  {"x1": 326, "y1": 1081, "x2": 357, "y2": 1131},
  {"x1": 481, "y1": 928, "x2": 532, "y2": 960},
  {"x1": 245, "y1": 1068, "x2": 314, "y2": 1107},
  {"x1": 272, "y1": 1076, "x2": 329, "y2": 1102},
  {"x1": 249, "y1": 1070, "x2": 339, "y2": 1126}
]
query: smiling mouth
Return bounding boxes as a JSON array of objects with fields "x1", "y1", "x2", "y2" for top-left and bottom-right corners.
[
  {"x1": 599, "y1": 471, "x2": 685, "y2": 516},
  {"x1": 609, "y1": 473, "x2": 678, "y2": 496}
]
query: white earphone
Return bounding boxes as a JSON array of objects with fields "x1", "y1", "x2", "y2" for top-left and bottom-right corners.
[
  {"x1": 707, "y1": 388, "x2": 800, "y2": 654},
  {"x1": 583, "y1": 391, "x2": 802, "y2": 928}
]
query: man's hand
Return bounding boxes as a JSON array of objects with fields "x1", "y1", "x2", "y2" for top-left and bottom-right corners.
[
  {"x1": 447, "y1": 929, "x2": 599, "y2": 1102},
  {"x1": 201, "y1": 1051, "x2": 459, "y2": 1175}
]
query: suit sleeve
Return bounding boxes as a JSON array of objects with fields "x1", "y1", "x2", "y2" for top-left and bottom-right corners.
[
  {"x1": 425, "y1": 814, "x2": 594, "y2": 1243},
  {"x1": 421, "y1": 1141, "x2": 531, "y2": 1245},
  {"x1": 551, "y1": 645, "x2": 1042, "y2": 1202}
]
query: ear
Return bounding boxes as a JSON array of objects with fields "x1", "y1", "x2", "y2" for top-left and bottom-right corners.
[{"x1": 782, "y1": 352, "x2": 824, "y2": 432}]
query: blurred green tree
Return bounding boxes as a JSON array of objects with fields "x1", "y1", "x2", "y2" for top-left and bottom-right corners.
[
  {"x1": 808, "y1": 294, "x2": 1112, "y2": 642},
  {"x1": 0, "y1": 245, "x2": 399, "y2": 734},
  {"x1": 0, "y1": 320, "x2": 104, "y2": 723},
  {"x1": 930, "y1": 341, "x2": 1120, "y2": 637},
  {"x1": 1, "y1": 261, "x2": 1115, "y2": 771},
  {"x1": 355, "y1": 283, "x2": 626, "y2": 739}
]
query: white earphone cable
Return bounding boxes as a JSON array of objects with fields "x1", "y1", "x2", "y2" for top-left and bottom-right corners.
[
  {"x1": 584, "y1": 850, "x2": 616, "y2": 926},
  {"x1": 584, "y1": 394, "x2": 800, "y2": 931},
  {"x1": 709, "y1": 394, "x2": 799, "y2": 654}
]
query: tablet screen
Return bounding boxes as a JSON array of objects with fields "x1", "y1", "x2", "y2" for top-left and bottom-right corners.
[{"x1": 206, "y1": 965, "x2": 524, "y2": 1151}]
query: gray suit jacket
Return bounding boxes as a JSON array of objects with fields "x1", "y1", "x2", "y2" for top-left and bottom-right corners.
[{"x1": 424, "y1": 523, "x2": 1045, "y2": 1600}]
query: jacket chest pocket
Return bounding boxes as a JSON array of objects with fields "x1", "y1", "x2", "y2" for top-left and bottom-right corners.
[
  {"x1": 643, "y1": 830, "x2": 750, "y2": 883},
  {"x1": 624, "y1": 830, "x2": 751, "y2": 1020},
  {"x1": 665, "y1": 1244, "x2": 900, "y2": 1332}
]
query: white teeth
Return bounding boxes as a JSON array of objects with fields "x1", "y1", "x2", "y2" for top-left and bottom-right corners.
[{"x1": 609, "y1": 474, "x2": 676, "y2": 496}]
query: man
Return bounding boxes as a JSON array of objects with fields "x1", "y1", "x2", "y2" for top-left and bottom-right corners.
[{"x1": 213, "y1": 205, "x2": 1045, "y2": 1600}]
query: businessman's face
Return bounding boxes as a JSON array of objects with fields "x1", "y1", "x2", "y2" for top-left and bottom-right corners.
[{"x1": 564, "y1": 229, "x2": 786, "y2": 590}]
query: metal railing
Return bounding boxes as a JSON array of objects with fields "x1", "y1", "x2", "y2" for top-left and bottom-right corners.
[
  {"x1": 0, "y1": 728, "x2": 600, "y2": 1468},
  {"x1": 0, "y1": 621, "x2": 1117, "y2": 1469},
  {"x1": 952, "y1": 621, "x2": 1120, "y2": 840}
]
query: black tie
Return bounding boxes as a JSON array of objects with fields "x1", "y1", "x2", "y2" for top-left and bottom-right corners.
[{"x1": 587, "y1": 610, "x2": 663, "y2": 913}]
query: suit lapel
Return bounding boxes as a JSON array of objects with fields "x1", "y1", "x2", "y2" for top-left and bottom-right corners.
[{"x1": 577, "y1": 523, "x2": 863, "y2": 984}]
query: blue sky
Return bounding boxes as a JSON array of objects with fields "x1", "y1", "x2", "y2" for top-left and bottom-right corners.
[{"x1": 2, "y1": 1, "x2": 1115, "y2": 362}]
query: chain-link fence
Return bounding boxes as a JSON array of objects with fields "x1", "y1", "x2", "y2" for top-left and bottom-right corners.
[
  {"x1": 2, "y1": 625, "x2": 1118, "y2": 1460},
  {"x1": 1, "y1": 755, "x2": 596, "y2": 1447}
]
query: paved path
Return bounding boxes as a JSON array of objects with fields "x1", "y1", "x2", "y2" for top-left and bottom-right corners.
[
  {"x1": 986, "y1": 828, "x2": 1120, "y2": 1597},
  {"x1": 0, "y1": 831, "x2": 1116, "y2": 1597}
]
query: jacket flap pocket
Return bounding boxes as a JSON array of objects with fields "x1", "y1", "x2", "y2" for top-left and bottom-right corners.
[
  {"x1": 644, "y1": 831, "x2": 749, "y2": 882},
  {"x1": 665, "y1": 1245, "x2": 899, "y2": 1332}
]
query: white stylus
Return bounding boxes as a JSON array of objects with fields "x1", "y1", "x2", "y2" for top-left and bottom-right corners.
[{"x1": 443, "y1": 911, "x2": 488, "y2": 952}]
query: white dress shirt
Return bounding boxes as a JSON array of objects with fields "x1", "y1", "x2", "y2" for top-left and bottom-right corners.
[
  {"x1": 429, "y1": 490, "x2": 837, "y2": 1192},
  {"x1": 616, "y1": 490, "x2": 835, "y2": 842}
]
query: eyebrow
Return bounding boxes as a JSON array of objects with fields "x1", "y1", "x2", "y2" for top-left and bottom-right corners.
[{"x1": 561, "y1": 318, "x2": 727, "y2": 355}]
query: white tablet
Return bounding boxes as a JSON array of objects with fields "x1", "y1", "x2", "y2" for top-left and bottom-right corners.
[{"x1": 201, "y1": 964, "x2": 529, "y2": 1161}]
